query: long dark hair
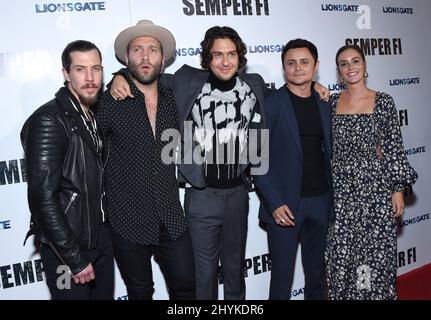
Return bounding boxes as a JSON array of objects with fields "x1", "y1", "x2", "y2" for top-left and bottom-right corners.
[{"x1": 200, "y1": 26, "x2": 247, "y2": 70}]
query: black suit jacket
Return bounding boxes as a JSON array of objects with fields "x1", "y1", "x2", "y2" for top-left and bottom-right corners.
[{"x1": 161, "y1": 64, "x2": 268, "y2": 188}]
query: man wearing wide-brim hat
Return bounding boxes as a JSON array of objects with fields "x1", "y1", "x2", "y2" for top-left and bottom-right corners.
[
  {"x1": 114, "y1": 19, "x2": 176, "y2": 67},
  {"x1": 96, "y1": 20, "x2": 196, "y2": 300}
]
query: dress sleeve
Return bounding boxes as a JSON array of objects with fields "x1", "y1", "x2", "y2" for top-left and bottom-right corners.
[{"x1": 380, "y1": 94, "x2": 418, "y2": 192}]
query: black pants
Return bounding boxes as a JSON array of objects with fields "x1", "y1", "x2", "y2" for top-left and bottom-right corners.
[
  {"x1": 40, "y1": 222, "x2": 114, "y2": 300},
  {"x1": 111, "y1": 224, "x2": 195, "y2": 300}
]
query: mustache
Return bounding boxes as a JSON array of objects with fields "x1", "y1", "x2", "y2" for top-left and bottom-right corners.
[{"x1": 81, "y1": 83, "x2": 99, "y2": 89}]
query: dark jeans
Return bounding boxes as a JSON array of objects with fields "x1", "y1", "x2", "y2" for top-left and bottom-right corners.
[
  {"x1": 111, "y1": 224, "x2": 195, "y2": 300},
  {"x1": 40, "y1": 222, "x2": 114, "y2": 300}
]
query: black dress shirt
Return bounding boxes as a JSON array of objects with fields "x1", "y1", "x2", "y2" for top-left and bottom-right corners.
[{"x1": 97, "y1": 76, "x2": 186, "y2": 245}]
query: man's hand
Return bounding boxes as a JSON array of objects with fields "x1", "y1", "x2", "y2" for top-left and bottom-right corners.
[
  {"x1": 110, "y1": 75, "x2": 133, "y2": 100},
  {"x1": 314, "y1": 82, "x2": 330, "y2": 101},
  {"x1": 392, "y1": 192, "x2": 405, "y2": 218},
  {"x1": 272, "y1": 205, "x2": 295, "y2": 227},
  {"x1": 72, "y1": 263, "x2": 95, "y2": 284}
]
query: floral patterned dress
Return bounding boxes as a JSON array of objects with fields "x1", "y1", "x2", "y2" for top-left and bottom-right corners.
[{"x1": 325, "y1": 92, "x2": 417, "y2": 300}]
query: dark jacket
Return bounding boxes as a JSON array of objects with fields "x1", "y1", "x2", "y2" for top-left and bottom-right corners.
[
  {"x1": 162, "y1": 65, "x2": 268, "y2": 189},
  {"x1": 254, "y1": 86, "x2": 333, "y2": 224},
  {"x1": 21, "y1": 87, "x2": 108, "y2": 274}
]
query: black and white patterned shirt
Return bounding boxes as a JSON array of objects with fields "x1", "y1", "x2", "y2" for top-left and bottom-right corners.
[
  {"x1": 96, "y1": 77, "x2": 186, "y2": 245},
  {"x1": 191, "y1": 72, "x2": 257, "y2": 188}
]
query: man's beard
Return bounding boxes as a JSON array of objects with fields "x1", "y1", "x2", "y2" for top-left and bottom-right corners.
[
  {"x1": 128, "y1": 60, "x2": 162, "y2": 85},
  {"x1": 78, "y1": 84, "x2": 100, "y2": 106},
  {"x1": 78, "y1": 92, "x2": 98, "y2": 106}
]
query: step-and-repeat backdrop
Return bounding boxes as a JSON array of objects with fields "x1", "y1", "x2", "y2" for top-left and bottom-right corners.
[{"x1": 1, "y1": 0, "x2": 430, "y2": 299}]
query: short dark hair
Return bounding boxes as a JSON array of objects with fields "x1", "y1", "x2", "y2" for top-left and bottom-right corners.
[
  {"x1": 61, "y1": 40, "x2": 102, "y2": 72},
  {"x1": 281, "y1": 38, "x2": 318, "y2": 65},
  {"x1": 200, "y1": 26, "x2": 247, "y2": 70},
  {"x1": 335, "y1": 44, "x2": 366, "y2": 66}
]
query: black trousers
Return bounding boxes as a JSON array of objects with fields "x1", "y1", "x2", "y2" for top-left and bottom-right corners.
[
  {"x1": 40, "y1": 222, "x2": 114, "y2": 300},
  {"x1": 111, "y1": 224, "x2": 195, "y2": 300}
]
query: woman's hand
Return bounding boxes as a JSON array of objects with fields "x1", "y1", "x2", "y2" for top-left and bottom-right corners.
[{"x1": 392, "y1": 192, "x2": 405, "y2": 218}]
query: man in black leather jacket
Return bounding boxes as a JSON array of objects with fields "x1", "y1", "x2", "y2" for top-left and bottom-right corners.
[{"x1": 21, "y1": 40, "x2": 114, "y2": 299}]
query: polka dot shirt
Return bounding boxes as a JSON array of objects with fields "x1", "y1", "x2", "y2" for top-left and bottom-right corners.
[{"x1": 96, "y1": 78, "x2": 186, "y2": 245}]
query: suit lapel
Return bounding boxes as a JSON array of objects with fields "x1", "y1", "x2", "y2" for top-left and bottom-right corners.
[
  {"x1": 241, "y1": 75, "x2": 266, "y2": 127},
  {"x1": 315, "y1": 92, "x2": 331, "y2": 155},
  {"x1": 314, "y1": 92, "x2": 332, "y2": 185},
  {"x1": 278, "y1": 88, "x2": 302, "y2": 154},
  {"x1": 176, "y1": 71, "x2": 208, "y2": 187},
  {"x1": 179, "y1": 71, "x2": 209, "y2": 133}
]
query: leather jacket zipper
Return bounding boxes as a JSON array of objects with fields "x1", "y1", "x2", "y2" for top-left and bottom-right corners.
[
  {"x1": 79, "y1": 138, "x2": 91, "y2": 248},
  {"x1": 64, "y1": 192, "x2": 78, "y2": 214},
  {"x1": 46, "y1": 240, "x2": 68, "y2": 267},
  {"x1": 100, "y1": 138, "x2": 109, "y2": 223}
]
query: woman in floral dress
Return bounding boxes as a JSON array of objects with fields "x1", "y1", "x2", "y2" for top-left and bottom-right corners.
[{"x1": 325, "y1": 45, "x2": 418, "y2": 299}]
